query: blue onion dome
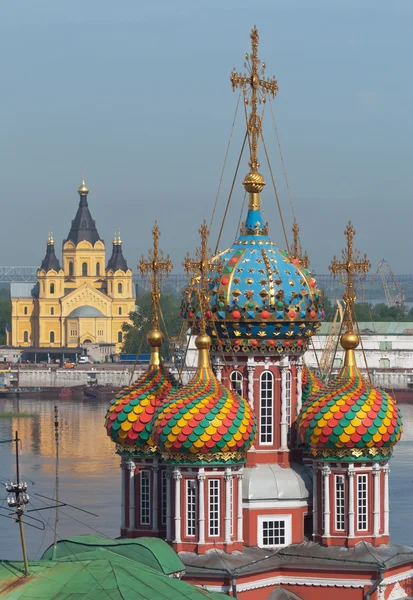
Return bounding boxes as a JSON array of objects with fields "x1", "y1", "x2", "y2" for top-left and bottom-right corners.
[{"x1": 181, "y1": 172, "x2": 324, "y2": 354}]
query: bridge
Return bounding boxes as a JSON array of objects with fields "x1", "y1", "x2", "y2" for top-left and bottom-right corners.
[{"x1": 1, "y1": 267, "x2": 413, "y2": 293}]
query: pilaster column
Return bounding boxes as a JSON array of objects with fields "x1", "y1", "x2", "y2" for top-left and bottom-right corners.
[
  {"x1": 373, "y1": 464, "x2": 381, "y2": 537},
  {"x1": 296, "y1": 362, "x2": 303, "y2": 414},
  {"x1": 214, "y1": 357, "x2": 223, "y2": 382},
  {"x1": 127, "y1": 460, "x2": 136, "y2": 531},
  {"x1": 348, "y1": 464, "x2": 355, "y2": 538},
  {"x1": 322, "y1": 465, "x2": 331, "y2": 537},
  {"x1": 166, "y1": 470, "x2": 172, "y2": 541},
  {"x1": 224, "y1": 469, "x2": 233, "y2": 544},
  {"x1": 383, "y1": 464, "x2": 390, "y2": 536},
  {"x1": 247, "y1": 364, "x2": 255, "y2": 408},
  {"x1": 280, "y1": 362, "x2": 288, "y2": 449},
  {"x1": 237, "y1": 472, "x2": 244, "y2": 542},
  {"x1": 152, "y1": 465, "x2": 159, "y2": 532},
  {"x1": 120, "y1": 459, "x2": 126, "y2": 530},
  {"x1": 173, "y1": 469, "x2": 182, "y2": 544},
  {"x1": 312, "y1": 463, "x2": 318, "y2": 536},
  {"x1": 197, "y1": 471, "x2": 206, "y2": 545}
]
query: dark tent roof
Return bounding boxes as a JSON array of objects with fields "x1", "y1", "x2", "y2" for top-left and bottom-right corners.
[
  {"x1": 107, "y1": 242, "x2": 128, "y2": 272},
  {"x1": 64, "y1": 188, "x2": 101, "y2": 246},
  {"x1": 40, "y1": 242, "x2": 61, "y2": 272}
]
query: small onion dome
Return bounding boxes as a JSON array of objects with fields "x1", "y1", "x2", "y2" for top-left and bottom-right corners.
[
  {"x1": 105, "y1": 327, "x2": 177, "y2": 451},
  {"x1": 152, "y1": 333, "x2": 256, "y2": 464},
  {"x1": 302, "y1": 366, "x2": 324, "y2": 404},
  {"x1": 297, "y1": 332, "x2": 402, "y2": 461},
  {"x1": 78, "y1": 177, "x2": 89, "y2": 195}
]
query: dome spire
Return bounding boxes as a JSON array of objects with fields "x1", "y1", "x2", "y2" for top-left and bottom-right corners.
[
  {"x1": 231, "y1": 26, "x2": 278, "y2": 208},
  {"x1": 47, "y1": 227, "x2": 54, "y2": 246},
  {"x1": 329, "y1": 221, "x2": 370, "y2": 366},
  {"x1": 139, "y1": 222, "x2": 172, "y2": 365},
  {"x1": 183, "y1": 221, "x2": 221, "y2": 368},
  {"x1": 78, "y1": 170, "x2": 89, "y2": 195}
]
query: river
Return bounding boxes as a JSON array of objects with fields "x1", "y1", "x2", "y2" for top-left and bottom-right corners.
[{"x1": 0, "y1": 397, "x2": 412, "y2": 560}]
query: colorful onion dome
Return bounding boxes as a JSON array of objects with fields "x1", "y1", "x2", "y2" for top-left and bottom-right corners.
[
  {"x1": 105, "y1": 327, "x2": 177, "y2": 451},
  {"x1": 181, "y1": 180, "x2": 323, "y2": 355},
  {"x1": 302, "y1": 366, "x2": 324, "y2": 404},
  {"x1": 152, "y1": 333, "x2": 256, "y2": 464},
  {"x1": 297, "y1": 332, "x2": 402, "y2": 461}
]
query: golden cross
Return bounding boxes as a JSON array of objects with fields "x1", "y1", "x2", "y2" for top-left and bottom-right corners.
[
  {"x1": 183, "y1": 221, "x2": 221, "y2": 334},
  {"x1": 329, "y1": 221, "x2": 370, "y2": 325},
  {"x1": 291, "y1": 220, "x2": 309, "y2": 268},
  {"x1": 230, "y1": 26, "x2": 278, "y2": 173},
  {"x1": 139, "y1": 222, "x2": 172, "y2": 327}
]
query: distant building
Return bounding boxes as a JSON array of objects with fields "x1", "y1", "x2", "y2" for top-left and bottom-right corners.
[
  {"x1": 10, "y1": 178, "x2": 135, "y2": 352},
  {"x1": 305, "y1": 321, "x2": 413, "y2": 389}
]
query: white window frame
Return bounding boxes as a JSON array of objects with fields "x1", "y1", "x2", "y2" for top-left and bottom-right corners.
[
  {"x1": 230, "y1": 370, "x2": 243, "y2": 395},
  {"x1": 260, "y1": 371, "x2": 274, "y2": 445},
  {"x1": 161, "y1": 470, "x2": 167, "y2": 526},
  {"x1": 285, "y1": 371, "x2": 292, "y2": 426},
  {"x1": 140, "y1": 470, "x2": 151, "y2": 526},
  {"x1": 186, "y1": 479, "x2": 196, "y2": 537},
  {"x1": 335, "y1": 474, "x2": 345, "y2": 531},
  {"x1": 357, "y1": 474, "x2": 368, "y2": 531},
  {"x1": 258, "y1": 514, "x2": 291, "y2": 548},
  {"x1": 208, "y1": 479, "x2": 220, "y2": 537}
]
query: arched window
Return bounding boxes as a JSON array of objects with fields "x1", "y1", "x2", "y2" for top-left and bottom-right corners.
[
  {"x1": 230, "y1": 370, "x2": 243, "y2": 395},
  {"x1": 96, "y1": 262, "x2": 101, "y2": 276},
  {"x1": 50, "y1": 331, "x2": 55, "y2": 343},
  {"x1": 82, "y1": 262, "x2": 88, "y2": 276},
  {"x1": 50, "y1": 283, "x2": 55, "y2": 294},
  {"x1": 23, "y1": 331, "x2": 29, "y2": 343},
  {"x1": 24, "y1": 306, "x2": 28, "y2": 315},
  {"x1": 260, "y1": 371, "x2": 274, "y2": 445},
  {"x1": 118, "y1": 283, "x2": 122, "y2": 294},
  {"x1": 68, "y1": 261, "x2": 74, "y2": 277},
  {"x1": 118, "y1": 307, "x2": 122, "y2": 315},
  {"x1": 117, "y1": 331, "x2": 123, "y2": 343},
  {"x1": 50, "y1": 307, "x2": 54, "y2": 315}
]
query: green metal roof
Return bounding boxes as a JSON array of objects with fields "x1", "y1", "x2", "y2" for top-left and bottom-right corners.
[
  {"x1": 0, "y1": 538, "x2": 228, "y2": 600},
  {"x1": 41, "y1": 535, "x2": 184, "y2": 576},
  {"x1": 317, "y1": 321, "x2": 413, "y2": 336}
]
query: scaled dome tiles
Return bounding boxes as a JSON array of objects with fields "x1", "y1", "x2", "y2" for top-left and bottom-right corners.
[
  {"x1": 152, "y1": 368, "x2": 256, "y2": 464},
  {"x1": 181, "y1": 228, "x2": 324, "y2": 355},
  {"x1": 302, "y1": 366, "x2": 324, "y2": 404},
  {"x1": 105, "y1": 364, "x2": 177, "y2": 451},
  {"x1": 298, "y1": 365, "x2": 402, "y2": 461}
]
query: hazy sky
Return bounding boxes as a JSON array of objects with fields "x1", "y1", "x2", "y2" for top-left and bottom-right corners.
[{"x1": 0, "y1": 1, "x2": 412, "y2": 275}]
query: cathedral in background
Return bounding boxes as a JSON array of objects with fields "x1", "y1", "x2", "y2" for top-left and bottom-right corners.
[{"x1": 10, "y1": 178, "x2": 135, "y2": 352}]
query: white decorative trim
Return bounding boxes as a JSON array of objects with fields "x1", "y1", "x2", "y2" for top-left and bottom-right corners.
[
  {"x1": 203, "y1": 574, "x2": 373, "y2": 594},
  {"x1": 387, "y1": 581, "x2": 408, "y2": 599},
  {"x1": 382, "y1": 568, "x2": 413, "y2": 586},
  {"x1": 243, "y1": 499, "x2": 308, "y2": 509}
]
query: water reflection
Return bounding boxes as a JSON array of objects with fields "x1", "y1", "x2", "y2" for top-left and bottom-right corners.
[{"x1": 0, "y1": 397, "x2": 412, "y2": 560}]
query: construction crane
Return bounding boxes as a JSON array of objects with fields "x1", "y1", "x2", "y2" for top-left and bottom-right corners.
[
  {"x1": 319, "y1": 299, "x2": 345, "y2": 381},
  {"x1": 374, "y1": 259, "x2": 405, "y2": 308}
]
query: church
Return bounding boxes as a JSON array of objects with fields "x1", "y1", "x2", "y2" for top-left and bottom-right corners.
[
  {"x1": 10, "y1": 178, "x2": 135, "y2": 352},
  {"x1": 105, "y1": 28, "x2": 413, "y2": 600}
]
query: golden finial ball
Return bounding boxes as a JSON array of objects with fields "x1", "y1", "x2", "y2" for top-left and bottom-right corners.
[
  {"x1": 340, "y1": 331, "x2": 359, "y2": 350},
  {"x1": 195, "y1": 333, "x2": 212, "y2": 350},
  {"x1": 243, "y1": 171, "x2": 266, "y2": 194},
  {"x1": 147, "y1": 328, "x2": 164, "y2": 347}
]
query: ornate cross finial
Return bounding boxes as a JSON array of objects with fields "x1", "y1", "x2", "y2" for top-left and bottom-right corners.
[
  {"x1": 183, "y1": 221, "x2": 221, "y2": 335},
  {"x1": 329, "y1": 221, "x2": 370, "y2": 329},
  {"x1": 230, "y1": 26, "x2": 278, "y2": 178},
  {"x1": 139, "y1": 222, "x2": 172, "y2": 327},
  {"x1": 291, "y1": 220, "x2": 309, "y2": 268}
]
